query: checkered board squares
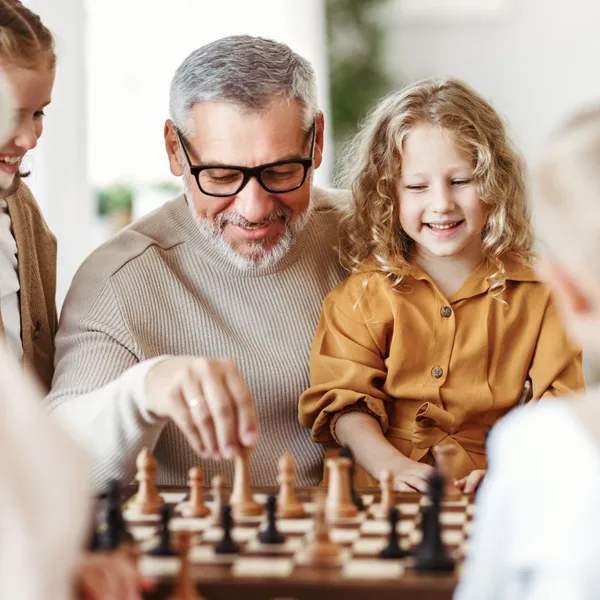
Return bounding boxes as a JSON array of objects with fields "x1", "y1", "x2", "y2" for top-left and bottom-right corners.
[{"x1": 130, "y1": 489, "x2": 474, "y2": 581}]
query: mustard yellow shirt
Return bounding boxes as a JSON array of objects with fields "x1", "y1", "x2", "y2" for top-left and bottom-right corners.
[{"x1": 299, "y1": 257, "x2": 584, "y2": 485}]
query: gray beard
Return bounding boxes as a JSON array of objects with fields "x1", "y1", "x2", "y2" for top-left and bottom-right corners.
[{"x1": 186, "y1": 196, "x2": 312, "y2": 270}]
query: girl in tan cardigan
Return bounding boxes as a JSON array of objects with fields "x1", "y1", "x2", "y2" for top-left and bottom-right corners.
[
  {"x1": 0, "y1": 2, "x2": 151, "y2": 598},
  {"x1": 0, "y1": 0, "x2": 57, "y2": 391}
]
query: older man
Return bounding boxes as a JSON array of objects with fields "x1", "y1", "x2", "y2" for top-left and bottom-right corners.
[{"x1": 47, "y1": 35, "x2": 346, "y2": 489}]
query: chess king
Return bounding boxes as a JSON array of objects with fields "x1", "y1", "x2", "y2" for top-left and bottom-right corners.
[{"x1": 47, "y1": 35, "x2": 347, "y2": 490}]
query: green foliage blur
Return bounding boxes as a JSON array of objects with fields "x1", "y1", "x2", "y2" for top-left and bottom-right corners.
[
  {"x1": 326, "y1": 0, "x2": 394, "y2": 170},
  {"x1": 96, "y1": 183, "x2": 133, "y2": 218}
]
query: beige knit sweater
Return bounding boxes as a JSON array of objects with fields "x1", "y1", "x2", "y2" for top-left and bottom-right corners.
[{"x1": 47, "y1": 190, "x2": 346, "y2": 490}]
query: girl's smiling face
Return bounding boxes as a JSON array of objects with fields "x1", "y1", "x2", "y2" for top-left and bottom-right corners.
[{"x1": 398, "y1": 122, "x2": 487, "y2": 262}]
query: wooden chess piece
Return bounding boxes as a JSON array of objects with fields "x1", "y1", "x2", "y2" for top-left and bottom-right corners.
[
  {"x1": 230, "y1": 448, "x2": 262, "y2": 517},
  {"x1": 167, "y1": 530, "x2": 205, "y2": 600},
  {"x1": 182, "y1": 467, "x2": 210, "y2": 518},
  {"x1": 276, "y1": 451, "x2": 305, "y2": 519},
  {"x1": 128, "y1": 447, "x2": 162, "y2": 515},
  {"x1": 432, "y1": 444, "x2": 462, "y2": 500},
  {"x1": 210, "y1": 475, "x2": 225, "y2": 526},
  {"x1": 325, "y1": 456, "x2": 358, "y2": 522},
  {"x1": 295, "y1": 491, "x2": 342, "y2": 567},
  {"x1": 371, "y1": 470, "x2": 396, "y2": 519}
]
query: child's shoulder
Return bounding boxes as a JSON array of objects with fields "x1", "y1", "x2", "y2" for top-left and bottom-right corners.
[
  {"x1": 502, "y1": 253, "x2": 539, "y2": 281},
  {"x1": 328, "y1": 269, "x2": 390, "y2": 300},
  {"x1": 502, "y1": 254, "x2": 547, "y2": 290},
  {"x1": 324, "y1": 269, "x2": 397, "y2": 321}
]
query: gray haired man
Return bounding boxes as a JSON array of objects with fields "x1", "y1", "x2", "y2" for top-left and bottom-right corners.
[{"x1": 47, "y1": 36, "x2": 346, "y2": 490}]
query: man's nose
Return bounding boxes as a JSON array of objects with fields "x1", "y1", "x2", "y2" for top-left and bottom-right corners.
[{"x1": 233, "y1": 177, "x2": 276, "y2": 223}]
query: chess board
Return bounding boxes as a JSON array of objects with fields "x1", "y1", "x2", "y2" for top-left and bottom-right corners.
[{"x1": 120, "y1": 486, "x2": 474, "y2": 600}]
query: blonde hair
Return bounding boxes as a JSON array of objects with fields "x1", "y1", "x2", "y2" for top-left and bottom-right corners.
[
  {"x1": 337, "y1": 77, "x2": 534, "y2": 292},
  {"x1": 536, "y1": 106, "x2": 600, "y2": 276},
  {"x1": 0, "y1": 0, "x2": 56, "y2": 71}
]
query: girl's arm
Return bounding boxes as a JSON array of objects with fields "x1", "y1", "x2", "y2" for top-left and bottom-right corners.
[{"x1": 334, "y1": 410, "x2": 433, "y2": 492}]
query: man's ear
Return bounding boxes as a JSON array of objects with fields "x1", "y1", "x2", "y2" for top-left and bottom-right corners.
[
  {"x1": 164, "y1": 119, "x2": 184, "y2": 177},
  {"x1": 313, "y1": 111, "x2": 325, "y2": 170},
  {"x1": 537, "y1": 257, "x2": 592, "y2": 315}
]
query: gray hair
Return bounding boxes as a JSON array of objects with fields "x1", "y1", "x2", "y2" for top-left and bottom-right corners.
[{"x1": 169, "y1": 35, "x2": 318, "y2": 136}]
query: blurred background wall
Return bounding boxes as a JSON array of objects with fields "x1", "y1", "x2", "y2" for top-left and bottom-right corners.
[{"x1": 19, "y1": 0, "x2": 600, "y2": 307}]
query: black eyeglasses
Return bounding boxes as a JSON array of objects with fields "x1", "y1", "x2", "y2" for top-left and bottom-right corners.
[{"x1": 176, "y1": 122, "x2": 316, "y2": 197}]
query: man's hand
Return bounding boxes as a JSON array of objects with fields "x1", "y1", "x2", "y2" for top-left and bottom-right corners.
[
  {"x1": 145, "y1": 357, "x2": 258, "y2": 459},
  {"x1": 455, "y1": 469, "x2": 486, "y2": 494},
  {"x1": 77, "y1": 551, "x2": 152, "y2": 600}
]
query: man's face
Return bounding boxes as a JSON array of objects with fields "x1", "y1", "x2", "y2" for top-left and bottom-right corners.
[{"x1": 165, "y1": 99, "x2": 324, "y2": 266}]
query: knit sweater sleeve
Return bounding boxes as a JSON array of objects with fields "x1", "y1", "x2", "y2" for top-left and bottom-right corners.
[{"x1": 45, "y1": 277, "x2": 169, "y2": 492}]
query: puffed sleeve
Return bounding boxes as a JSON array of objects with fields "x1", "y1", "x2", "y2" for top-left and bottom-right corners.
[
  {"x1": 528, "y1": 296, "x2": 585, "y2": 399},
  {"x1": 298, "y1": 275, "x2": 394, "y2": 444}
]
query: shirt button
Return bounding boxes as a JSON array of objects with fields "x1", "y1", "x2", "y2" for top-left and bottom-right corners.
[
  {"x1": 431, "y1": 366, "x2": 443, "y2": 379},
  {"x1": 440, "y1": 306, "x2": 452, "y2": 318}
]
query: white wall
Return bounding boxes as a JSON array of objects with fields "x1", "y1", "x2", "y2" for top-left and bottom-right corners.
[
  {"x1": 384, "y1": 0, "x2": 600, "y2": 165},
  {"x1": 86, "y1": 0, "x2": 332, "y2": 188},
  {"x1": 23, "y1": 0, "x2": 97, "y2": 308}
]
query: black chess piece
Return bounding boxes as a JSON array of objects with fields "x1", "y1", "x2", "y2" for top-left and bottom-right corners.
[
  {"x1": 339, "y1": 446, "x2": 365, "y2": 511},
  {"x1": 379, "y1": 506, "x2": 409, "y2": 559},
  {"x1": 104, "y1": 479, "x2": 133, "y2": 547},
  {"x1": 150, "y1": 504, "x2": 176, "y2": 556},
  {"x1": 414, "y1": 471, "x2": 455, "y2": 572},
  {"x1": 214, "y1": 504, "x2": 240, "y2": 554},
  {"x1": 99, "y1": 502, "x2": 125, "y2": 550},
  {"x1": 87, "y1": 525, "x2": 101, "y2": 552},
  {"x1": 258, "y1": 495, "x2": 285, "y2": 545}
]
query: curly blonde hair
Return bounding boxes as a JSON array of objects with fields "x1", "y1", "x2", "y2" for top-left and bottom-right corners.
[{"x1": 336, "y1": 77, "x2": 535, "y2": 292}]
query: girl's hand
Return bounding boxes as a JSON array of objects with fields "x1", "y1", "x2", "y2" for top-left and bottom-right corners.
[
  {"x1": 390, "y1": 458, "x2": 435, "y2": 493},
  {"x1": 455, "y1": 469, "x2": 486, "y2": 494},
  {"x1": 76, "y1": 551, "x2": 153, "y2": 600}
]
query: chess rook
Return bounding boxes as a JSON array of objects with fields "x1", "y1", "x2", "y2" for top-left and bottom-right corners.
[
  {"x1": 230, "y1": 449, "x2": 262, "y2": 517},
  {"x1": 276, "y1": 452, "x2": 304, "y2": 519},
  {"x1": 326, "y1": 456, "x2": 358, "y2": 521},
  {"x1": 129, "y1": 447, "x2": 162, "y2": 515},
  {"x1": 182, "y1": 467, "x2": 210, "y2": 518},
  {"x1": 433, "y1": 444, "x2": 461, "y2": 500}
]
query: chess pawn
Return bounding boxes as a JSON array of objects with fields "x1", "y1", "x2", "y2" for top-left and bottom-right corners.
[
  {"x1": 371, "y1": 470, "x2": 396, "y2": 519},
  {"x1": 168, "y1": 530, "x2": 205, "y2": 600},
  {"x1": 295, "y1": 492, "x2": 342, "y2": 567},
  {"x1": 325, "y1": 456, "x2": 358, "y2": 522},
  {"x1": 230, "y1": 449, "x2": 262, "y2": 518},
  {"x1": 129, "y1": 447, "x2": 162, "y2": 515},
  {"x1": 276, "y1": 452, "x2": 305, "y2": 519},
  {"x1": 182, "y1": 467, "x2": 210, "y2": 518},
  {"x1": 210, "y1": 475, "x2": 225, "y2": 526},
  {"x1": 432, "y1": 444, "x2": 462, "y2": 500}
]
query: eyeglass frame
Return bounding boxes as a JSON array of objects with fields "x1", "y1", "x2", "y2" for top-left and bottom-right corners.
[{"x1": 176, "y1": 120, "x2": 317, "y2": 197}]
